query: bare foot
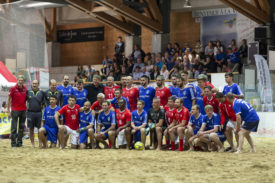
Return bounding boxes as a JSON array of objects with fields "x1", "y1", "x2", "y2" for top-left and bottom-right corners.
[
  {"x1": 250, "y1": 149, "x2": 256, "y2": 153},
  {"x1": 218, "y1": 147, "x2": 225, "y2": 153},
  {"x1": 234, "y1": 149, "x2": 242, "y2": 154}
]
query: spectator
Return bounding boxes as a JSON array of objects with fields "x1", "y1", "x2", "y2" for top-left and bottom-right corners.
[
  {"x1": 154, "y1": 57, "x2": 163, "y2": 70},
  {"x1": 132, "y1": 44, "x2": 145, "y2": 62},
  {"x1": 168, "y1": 66, "x2": 180, "y2": 79},
  {"x1": 126, "y1": 59, "x2": 134, "y2": 75},
  {"x1": 214, "y1": 40, "x2": 224, "y2": 56},
  {"x1": 102, "y1": 56, "x2": 113, "y2": 66},
  {"x1": 201, "y1": 56, "x2": 216, "y2": 73},
  {"x1": 144, "y1": 52, "x2": 151, "y2": 65},
  {"x1": 141, "y1": 67, "x2": 150, "y2": 78},
  {"x1": 145, "y1": 60, "x2": 154, "y2": 72},
  {"x1": 114, "y1": 36, "x2": 124, "y2": 58},
  {"x1": 215, "y1": 48, "x2": 227, "y2": 72},
  {"x1": 150, "y1": 65, "x2": 160, "y2": 80},
  {"x1": 77, "y1": 65, "x2": 84, "y2": 76},
  {"x1": 7, "y1": 75, "x2": 27, "y2": 148},
  {"x1": 227, "y1": 47, "x2": 241, "y2": 72},
  {"x1": 133, "y1": 66, "x2": 143, "y2": 80},
  {"x1": 121, "y1": 66, "x2": 127, "y2": 76},
  {"x1": 160, "y1": 65, "x2": 169, "y2": 80},
  {"x1": 166, "y1": 56, "x2": 176, "y2": 71},
  {"x1": 166, "y1": 42, "x2": 174, "y2": 56},
  {"x1": 205, "y1": 41, "x2": 214, "y2": 56},
  {"x1": 173, "y1": 42, "x2": 181, "y2": 53},
  {"x1": 133, "y1": 57, "x2": 145, "y2": 72},
  {"x1": 1, "y1": 101, "x2": 8, "y2": 113},
  {"x1": 195, "y1": 40, "x2": 204, "y2": 56},
  {"x1": 228, "y1": 39, "x2": 238, "y2": 52},
  {"x1": 151, "y1": 53, "x2": 156, "y2": 63},
  {"x1": 85, "y1": 75, "x2": 104, "y2": 105},
  {"x1": 114, "y1": 65, "x2": 122, "y2": 81},
  {"x1": 238, "y1": 39, "x2": 248, "y2": 65}
]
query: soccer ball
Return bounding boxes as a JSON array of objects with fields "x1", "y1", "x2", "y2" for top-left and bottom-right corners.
[{"x1": 134, "y1": 141, "x2": 144, "y2": 150}]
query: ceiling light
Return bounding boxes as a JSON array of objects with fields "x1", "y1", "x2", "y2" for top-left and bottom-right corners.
[{"x1": 184, "y1": 0, "x2": 192, "y2": 8}]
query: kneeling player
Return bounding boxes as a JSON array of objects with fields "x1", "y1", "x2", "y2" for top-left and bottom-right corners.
[
  {"x1": 197, "y1": 105, "x2": 225, "y2": 152},
  {"x1": 164, "y1": 96, "x2": 176, "y2": 149},
  {"x1": 169, "y1": 98, "x2": 190, "y2": 151},
  {"x1": 185, "y1": 105, "x2": 204, "y2": 151},
  {"x1": 115, "y1": 98, "x2": 131, "y2": 149},
  {"x1": 95, "y1": 101, "x2": 116, "y2": 149},
  {"x1": 78, "y1": 101, "x2": 95, "y2": 149},
  {"x1": 147, "y1": 98, "x2": 166, "y2": 150},
  {"x1": 131, "y1": 100, "x2": 147, "y2": 146},
  {"x1": 39, "y1": 95, "x2": 62, "y2": 148}
]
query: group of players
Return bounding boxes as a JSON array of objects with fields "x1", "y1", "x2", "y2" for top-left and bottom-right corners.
[{"x1": 30, "y1": 71, "x2": 259, "y2": 153}]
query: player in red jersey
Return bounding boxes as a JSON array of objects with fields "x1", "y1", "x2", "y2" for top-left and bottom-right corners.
[
  {"x1": 197, "y1": 74, "x2": 218, "y2": 93},
  {"x1": 155, "y1": 75, "x2": 171, "y2": 107},
  {"x1": 122, "y1": 76, "x2": 139, "y2": 111},
  {"x1": 215, "y1": 92, "x2": 238, "y2": 152},
  {"x1": 103, "y1": 76, "x2": 120, "y2": 100},
  {"x1": 169, "y1": 98, "x2": 190, "y2": 151},
  {"x1": 55, "y1": 95, "x2": 80, "y2": 149},
  {"x1": 115, "y1": 98, "x2": 131, "y2": 149},
  {"x1": 203, "y1": 86, "x2": 219, "y2": 114},
  {"x1": 163, "y1": 96, "x2": 176, "y2": 149}
]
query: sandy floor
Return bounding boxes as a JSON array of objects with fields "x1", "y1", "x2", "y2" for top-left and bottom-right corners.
[{"x1": 0, "y1": 138, "x2": 275, "y2": 183}]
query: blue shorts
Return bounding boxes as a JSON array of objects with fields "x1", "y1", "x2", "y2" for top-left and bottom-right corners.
[
  {"x1": 193, "y1": 129, "x2": 199, "y2": 135},
  {"x1": 217, "y1": 131, "x2": 226, "y2": 142},
  {"x1": 79, "y1": 130, "x2": 88, "y2": 144},
  {"x1": 242, "y1": 121, "x2": 259, "y2": 132},
  {"x1": 101, "y1": 129, "x2": 109, "y2": 139},
  {"x1": 134, "y1": 130, "x2": 141, "y2": 142},
  {"x1": 44, "y1": 125, "x2": 58, "y2": 144}
]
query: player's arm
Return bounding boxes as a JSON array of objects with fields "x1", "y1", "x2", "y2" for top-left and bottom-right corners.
[
  {"x1": 41, "y1": 120, "x2": 45, "y2": 127},
  {"x1": 117, "y1": 121, "x2": 131, "y2": 132},
  {"x1": 7, "y1": 96, "x2": 11, "y2": 117},
  {"x1": 197, "y1": 123, "x2": 207, "y2": 137},
  {"x1": 138, "y1": 114, "x2": 147, "y2": 130},
  {"x1": 190, "y1": 88, "x2": 196, "y2": 105},
  {"x1": 235, "y1": 113, "x2": 242, "y2": 133},
  {"x1": 103, "y1": 124, "x2": 116, "y2": 134},
  {"x1": 131, "y1": 122, "x2": 137, "y2": 129},
  {"x1": 96, "y1": 123, "x2": 103, "y2": 133},
  {"x1": 202, "y1": 125, "x2": 219, "y2": 135},
  {"x1": 156, "y1": 111, "x2": 165, "y2": 127},
  {"x1": 168, "y1": 120, "x2": 176, "y2": 130},
  {"x1": 176, "y1": 119, "x2": 187, "y2": 128},
  {"x1": 54, "y1": 112, "x2": 62, "y2": 128}
]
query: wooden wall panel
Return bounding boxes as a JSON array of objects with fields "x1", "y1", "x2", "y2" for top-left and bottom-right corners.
[
  {"x1": 170, "y1": 11, "x2": 201, "y2": 49},
  {"x1": 57, "y1": 22, "x2": 125, "y2": 66},
  {"x1": 141, "y1": 27, "x2": 153, "y2": 54}
]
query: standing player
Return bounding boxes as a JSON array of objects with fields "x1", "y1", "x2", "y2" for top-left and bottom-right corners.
[
  {"x1": 54, "y1": 95, "x2": 80, "y2": 149},
  {"x1": 57, "y1": 75, "x2": 73, "y2": 106},
  {"x1": 131, "y1": 100, "x2": 147, "y2": 145},
  {"x1": 163, "y1": 96, "x2": 176, "y2": 149},
  {"x1": 223, "y1": 72, "x2": 244, "y2": 98},
  {"x1": 78, "y1": 101, "x2": 95, "y2": 149},
  {"x1": 227, "y1": 93, "x2": 259, "y2": 154},
  {"x1": 122, "y1": 76, "x2": 139, "y2": 111},
  {"x1": 195, "y1": 75, "x2": 206, "y2": 115},
  {"x1": 104, "y1": 76, "x2": 120, "y2": 100},
  {"x1": 147, "y1": 98, "x2": 165, "y2": 150},
  {"x1": 72, "y1": 79, "x2": 88, "y2": 107},
  {"x1": 95, "y1": 101, "x2": 116, "y2": 149},
  {"x1": 39, "y1": 95, "x2": 62, "y2": 148},
  {"x1": 169, "y1": 98, "x2": 190, "y2": 151},
  {"x1": 169, "y1": 75, "x2": 178, "y2": 97},
  {"x1": 115, "y1": 98, "x2": 131, "y2": 149},
  {"x1": 215, "y1": 92, "x2": 237, "y2": 152},
  {"x1": 185, "y1": 105, "x2": 204, "y2": 151},
  {"x1": 197, "y1": 105, "x2": 225, "y2": 152},
  {"x1": 203, "y1": 86, "x2": 219, "y2": 114},
  {"x1": 45, "y1": 79, "x2": 63, "y2": 106},
  {"x1": 155, "y1": 75, "x2": 171, "y2": 107},
  {"x1": 110, "y1": 88, "x2": 130, "y2": 110},
  {"x1": 138, "y1": 75, "x2": 155, "y2": 112},
  {"x1": 176, "y1": 77, "x2": 196, "y2": 111},
  {"x1": 26, "y1": 80, "x2": 45, "y2": 148}
]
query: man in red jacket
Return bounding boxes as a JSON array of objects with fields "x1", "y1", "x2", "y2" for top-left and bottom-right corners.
[{"x1": 215, "y1": 92, "x2": 238, "y2": 152}]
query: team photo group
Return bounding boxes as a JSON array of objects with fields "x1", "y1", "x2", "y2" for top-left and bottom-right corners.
[{"x1": 7, "y1": 71, "x2": 259, "y2": 154}]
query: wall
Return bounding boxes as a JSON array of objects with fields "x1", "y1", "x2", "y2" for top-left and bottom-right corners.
[
  {"x1": 141, "y1": 27, "x2": 153, "y2": 53},
  {"x1": 57, "y1": 22, "x2": 125, "y2": 66},
  {"x1": 170, "y1": 11, "x2": 201, "y2": 48}
]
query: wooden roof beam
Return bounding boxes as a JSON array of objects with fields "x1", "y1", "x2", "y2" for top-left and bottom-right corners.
[
  {"x1": 97, "y1": 0, "x2": 162, "y2": 32},
  {"x1": 258, "y1": 0, "x2": 270, "y2": 16},
  {"x1": 144, "y1": 0, "x2": 162, "y2": 24}
]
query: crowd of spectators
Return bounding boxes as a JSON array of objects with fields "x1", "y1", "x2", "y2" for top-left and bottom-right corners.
[{"x1": 75, "y1": 37, "x2": 248, "y2": 82}]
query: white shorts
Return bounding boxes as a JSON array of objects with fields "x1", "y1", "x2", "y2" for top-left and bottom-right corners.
[
  {"x1": 117, "y1": 129, "x2": 127, "y2": 146},
  {"x1": 65, "y1": 125, "x2": 80, "y2": 145},
  {"x1": 227, "y1": 120, "x2": 237, "y2": 129}
]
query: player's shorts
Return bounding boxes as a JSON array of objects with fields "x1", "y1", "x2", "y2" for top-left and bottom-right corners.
[
  {"x1": 65, "y1": 125, "x2": 80, "y2": 145},
  {"x1": 27, "y1": 112, "x2": 42, "y2": 128},
  {"x1": 100, "y1": 128, "x2": 109, "y2": 139},
  {"x1": 79, "y1": 130, "x2": 88, "y2": 144},
  {"x1": 117, "y1": 129, "x2": 127, "y2": 146},
  {"x1": 217, "y1": 131, "x2": 226, "y2": 142},
  {"x1": 242, "y1": 121, "x2": 259, "y2": 132},
  {"x1": 226, "y1": 120, "x2": 237, "y2": 129},
  {"x1": 43, "y1": 125, "x2": 58, "y2": 144},
  {"x1": 193, "y1": 129, "x2": 199, "y2": 135}
]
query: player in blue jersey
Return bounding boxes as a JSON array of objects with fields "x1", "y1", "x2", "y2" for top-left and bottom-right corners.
[
  {"x1": 169, "y1": 75, "x2": 178, "y2": 97},
  {"x1": 110, "y1": 88, "x2": 130, "y2": 110},
  {"x1": 57, "y1": 75, "x2": 73, "y2": 106},
  {"x1": 131, "y1": 100, "x2": 147, "y2": 145},
  {"x1": 95, "y1": 100, "x2": 116, "y2": 149},
  {"x1": 227, "y1": 93, "x2": 259, "y2": 154},
  {"x1": 197, "y1": 105, "x2": 225, "y2": 152},
  {"x1": 72, "y1": 79, "x2": 88, "y2": 107},
  {"x1": 78, "y1": 101, "x2": 95, "y2": 149},
  {"x1": 195, "y1": 85, "x2": 205, "y2": 115},
  {"x1": 138, "y1": 75, "x2": 155, "y2": 112},
  {"x1": 185, "y1": 105, "x2": 204, "y2": 151},
  {"x1": 176, "y1": 76, "x2": 196, "y2": 111},
  {"x1": 223, "y1": 72, "x2": 244, "y2": 98},
  {"x1": 38, "y1": 95, "x2": 63, "y2": 148}
]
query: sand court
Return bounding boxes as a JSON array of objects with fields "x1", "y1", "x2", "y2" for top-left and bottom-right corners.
[{"x1": 0, "y1": 137, "x2": 275, "y2": 183}]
